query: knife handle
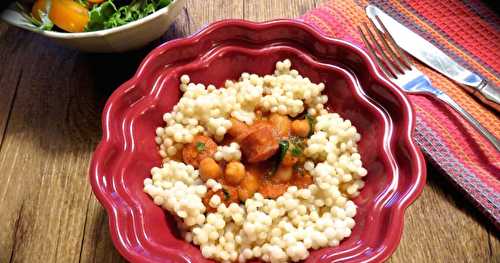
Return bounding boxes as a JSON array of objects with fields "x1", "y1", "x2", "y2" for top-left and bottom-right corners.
[{"x1": 463, "y1": 80, "x2": 500, "y2": 113}]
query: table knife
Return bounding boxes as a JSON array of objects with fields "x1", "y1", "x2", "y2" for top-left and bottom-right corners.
[{"x1": 366, "y1": 5, "x2": 500, "y2": 112}]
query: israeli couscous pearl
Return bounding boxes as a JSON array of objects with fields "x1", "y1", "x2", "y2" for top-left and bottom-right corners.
[
  {"x1": 145, "y1": 60, "x2": 366, "y2": 263},
  {"x1": 214, "y1": 142, "x2": 242, "y2": 162}
]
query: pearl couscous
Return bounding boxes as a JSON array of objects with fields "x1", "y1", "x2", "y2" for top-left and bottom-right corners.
[{"x1": 144, "y1": 60, "x2": 367, "y2": 263}]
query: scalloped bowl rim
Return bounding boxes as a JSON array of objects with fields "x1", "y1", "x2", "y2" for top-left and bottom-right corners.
[{"x1": 89, "y1": 19, "x2": 426, "y2": 263}]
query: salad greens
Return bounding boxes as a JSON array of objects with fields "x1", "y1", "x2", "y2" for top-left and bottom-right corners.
[
  {"x1": 18, "y1": 0, "x2": 173, "y2": 33},
  {"x1": 16, "y1": 2, "x2": 54, "y2": 30},
  {"x1": 86, "y1": 0, "x2": 173, "y2": 31}
]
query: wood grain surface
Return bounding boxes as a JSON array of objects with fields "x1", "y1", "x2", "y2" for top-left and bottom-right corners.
[{"x1": 0, "y1": 1, "x2": 498, "y2": 263}]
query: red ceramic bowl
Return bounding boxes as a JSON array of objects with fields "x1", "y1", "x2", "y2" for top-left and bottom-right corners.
[{"x1": 89, "y1": 19, "x2": 426, "y2": 263}]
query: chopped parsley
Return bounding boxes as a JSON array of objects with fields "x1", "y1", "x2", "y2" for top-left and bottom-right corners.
[
  {"x1": 290, "y1": 146, "x2": 302, "y2": 157},
  {"x1": 195, "y1": 142, "x2": 206, "y2": 152},
  {"x1": 222, "y1": 188, "x2": 230, "y2": 200},
  {"x1": 305, "y1": 114, "x2": 316, "y2": 137},
  {"x1": 278, "y1": 140, "x2": 289, "y2": 163},
  {"x1": 272, "y1": 137, "x2": 306, "y2": 177},
  {"x1": 290, "y1": 136, "x2": 306, "y2": 149}
]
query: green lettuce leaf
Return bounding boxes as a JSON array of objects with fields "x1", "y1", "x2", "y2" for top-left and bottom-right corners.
[{"x1": 85, "y1": 0, "x2": 173, "y2": 32}]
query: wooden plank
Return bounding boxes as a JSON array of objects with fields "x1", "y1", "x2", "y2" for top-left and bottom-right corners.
[
  {"x1": 490, "y1": 232, "x2": 500, "y2": 262},
  {"x1": 0, "y1": 26, "x2": 108, "y2": 263},
  {"x1": 78, "y1": 1, "x2": 244, "y2": 262},
  {"x1": 0, "y1": 26, "x2": 153, "y2": 262},
  {"x1": 244, "y1": 0, "x2": 319, "y2": 20},
  {"x1": 0, "y1": 22, "x2": 22, "y2": 155},
  {"x1": 0, "y1": 1, "x2": 498, "y2": 263},
  {"x1": 388, "y1": 168, "x2": 500, "y2": 263}
]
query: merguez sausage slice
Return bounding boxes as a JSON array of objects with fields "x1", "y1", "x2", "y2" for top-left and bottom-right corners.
[{"x1": 238, "y1": 122, "x2": 279, "y2": 163}]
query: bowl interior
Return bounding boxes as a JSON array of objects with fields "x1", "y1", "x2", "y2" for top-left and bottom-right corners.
[{"x1": 114, "y1": 45, "x2": 395, "y2": 261}]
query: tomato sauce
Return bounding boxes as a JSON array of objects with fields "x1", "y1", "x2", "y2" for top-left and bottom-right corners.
[{"x1": 194, "y1": 113, "x2": 314, "y2": 208}]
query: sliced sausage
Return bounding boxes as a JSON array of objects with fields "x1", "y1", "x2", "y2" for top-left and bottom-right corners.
[
  {"x1": 238, "y1": 122, "x2": 279, "y2": 163},
  {"x1": 228, "y1": 118, "x2": 249, "y2": 138}
]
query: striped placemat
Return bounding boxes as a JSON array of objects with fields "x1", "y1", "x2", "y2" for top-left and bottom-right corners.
[{"x1": 300, "y1": 0, "x2": 500, "y2": 229}]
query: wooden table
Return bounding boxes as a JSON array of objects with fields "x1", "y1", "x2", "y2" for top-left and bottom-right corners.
[{"x1": 0, "y1": 1, "x2": 498, "y2": 262}]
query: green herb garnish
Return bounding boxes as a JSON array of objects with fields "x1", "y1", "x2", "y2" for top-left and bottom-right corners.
[
  {"x1": 86, "y1": 1, "x2": 117, "y2": 31},
  {"x1": 15, "y1": 2, "x2": 54, "y2": 31},
  {"x1": 195, "y1": 142, "x2": 206, "y2": 152},
  {"x1": 222, "y1": 188, "x2": 230, "y2": 200},
  {"x1": 278, "y1": 140, "x2": 289, "y2": 163},
  {"x1": 267, "y1": 140, "x2": 289, "y2": 177},
  {"x1": 290, "y1": 136, "x2": 305, "y2": 148},
  {"x1": 290, "y1": 146, "x2": 302, "y2": 157},
  {"x1": 305, "y1": 113, "x2": 316, "y2": 137}
]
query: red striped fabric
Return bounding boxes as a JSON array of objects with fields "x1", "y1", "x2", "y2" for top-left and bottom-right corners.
[{"x1": 301, "y1": 0, "x2": 500, "y2": 228}]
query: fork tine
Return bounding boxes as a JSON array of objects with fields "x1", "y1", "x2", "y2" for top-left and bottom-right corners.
[
  {"x1": 362, "y1": 22, "x2": 403, "y2": 76},
  {"x1": 375, "y1": 15, "x2": 414, "y2": 68},
  {"x1": 358, "y1": 26, "x2": 396, "y2": 79},
  {"x1": 368, "y1": 18, "x2": 410, "y2": 71}
]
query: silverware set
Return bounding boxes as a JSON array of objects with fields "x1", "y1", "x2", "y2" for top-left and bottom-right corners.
[{"x1": 360, "y1": 5, "x2": 500, "y2": 151}]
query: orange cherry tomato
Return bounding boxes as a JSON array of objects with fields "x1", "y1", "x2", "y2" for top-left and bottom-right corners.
[
  {"x1": 49, "y1": 0, "x2": 89, "y2": 33},
  {"x1": 31, "y1": 0, "x2": 48, "y2": 21}
]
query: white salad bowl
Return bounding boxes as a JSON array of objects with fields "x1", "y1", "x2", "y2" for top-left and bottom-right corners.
[{"x1": 0, "y1": 0, "x2": 186, "y2": 53}]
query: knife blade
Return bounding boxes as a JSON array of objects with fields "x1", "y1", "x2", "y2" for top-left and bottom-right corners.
[{"x1": 366, "y1": 5, "x2": 500, "y2": 112}]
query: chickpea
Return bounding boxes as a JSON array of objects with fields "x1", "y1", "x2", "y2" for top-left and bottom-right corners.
[
  {"x1": 238, "y1": 188, "x2": 251, "y2": 202},
  {"x1": 291, "y1": 119, "x2": 310, "y2": 137},
  {"x1": 272, "y1": 165, "x2": 293, "y2": 183},
  {"x1": 199, "y1": 158, "x2": 222, "y2": 181},
  {"x1": 269, "y1": 113, "x2": 291, "y2": 137},
  {"x1": 238, "y1": 172, "x2": 259, "y2": 201},
  {"x1": 225, "y1": 161, "x2": 246, "y2": 185}
]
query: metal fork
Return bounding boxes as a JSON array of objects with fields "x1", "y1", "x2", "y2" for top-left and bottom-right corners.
[{"x1": 358, "y1": 17, "x2": 500, "y2": 152}]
